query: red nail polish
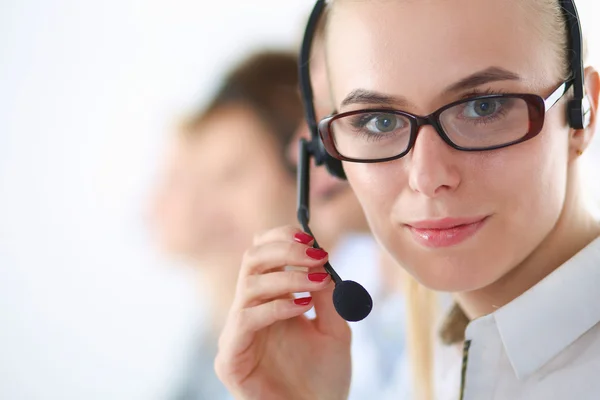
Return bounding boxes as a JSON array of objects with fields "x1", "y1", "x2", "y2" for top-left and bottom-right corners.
[
  {"x1": 308, "y1": 272, "x2": 329, "y2": 282},
  {"x1": 306, "y1": 248, "x2": 328, "y2": 260},
  {"x1": 294, "y1": 297, "x2": 312, "y2": 306},
  {"x1": 294, "y1": 232, "x2": 313, "y2": 244}
]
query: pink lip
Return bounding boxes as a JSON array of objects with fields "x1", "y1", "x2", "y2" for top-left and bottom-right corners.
[{"x1": 405, "y1": 216, "x2": 489, "y2": 248}]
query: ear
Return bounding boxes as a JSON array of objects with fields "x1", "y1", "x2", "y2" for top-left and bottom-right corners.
[{"x1": 570, "y1": 66, "x2": 599, "y2": 158}]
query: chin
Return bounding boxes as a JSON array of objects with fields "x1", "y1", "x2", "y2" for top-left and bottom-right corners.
[
  {"x1": 390, "y1": 220, "x2": 509, "y2": 291},
  {"x1": 400, "y1": 249, "x2": 505, "y2": 293},
  {"x1": 417, "y1": 273, "x2": 485, "y2": 293}
]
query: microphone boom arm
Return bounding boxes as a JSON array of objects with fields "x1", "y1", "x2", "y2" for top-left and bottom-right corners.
[{"x1": 297, "y1": 138, "x2": 342, "y2": 284}]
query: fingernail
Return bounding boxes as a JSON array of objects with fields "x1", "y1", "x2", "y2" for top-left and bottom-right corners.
[
  {"x1": 294, "y1": 296, "x2": 312, "y2": 306},
  {"x1": 306, "y1": 248, "x2": 328, "y2": 260},
  {"x1": 308, "y1": 272, "x2": 329, "y2": 282},
  {"x1": 294, "y1": 232, "x2": 313, "y2": 244}
]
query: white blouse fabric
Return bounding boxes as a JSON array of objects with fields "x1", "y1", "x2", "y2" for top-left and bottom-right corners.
[{"x1": 459, "y1": 236, "x2": 600, "y2": 399}]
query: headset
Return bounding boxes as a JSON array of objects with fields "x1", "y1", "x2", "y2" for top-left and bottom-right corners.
[{"x1": 297, "y1": 0, "x2": 591, "y2": 322}]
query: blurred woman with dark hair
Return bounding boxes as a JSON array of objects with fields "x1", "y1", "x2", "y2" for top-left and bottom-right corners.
[{"x1": 150, "y1": 50, "x2": 303, "y2": 399}]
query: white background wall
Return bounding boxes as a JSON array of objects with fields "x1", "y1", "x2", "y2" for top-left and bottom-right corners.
[{"x1": 0, "y1": 1, "x2": 598, "y2": 399}]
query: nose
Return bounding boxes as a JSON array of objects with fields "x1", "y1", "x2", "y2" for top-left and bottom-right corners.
[{"x1": 408, "y1": 125, "x2": 461, "y2": 197}]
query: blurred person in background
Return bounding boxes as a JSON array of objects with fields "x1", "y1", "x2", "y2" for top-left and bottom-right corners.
[{"x1": 150, "y1": 51, "x2": 303, "y2": 399}]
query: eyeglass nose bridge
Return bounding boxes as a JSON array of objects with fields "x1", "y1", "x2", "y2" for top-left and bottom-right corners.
[{"x1": 405, "y1": 112, "x2": 456, "y2": 153}]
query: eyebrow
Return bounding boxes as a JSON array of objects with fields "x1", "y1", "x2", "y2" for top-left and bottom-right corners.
[
  {"x1": 339, "y1": 66, "x2": 521, "y2": 109},
  {"x1": 443, "y1": 66, "x2": 521, "y2": 94},
  {"x1": 340, "y1": 90, "x2": 411, "y2": 109}
]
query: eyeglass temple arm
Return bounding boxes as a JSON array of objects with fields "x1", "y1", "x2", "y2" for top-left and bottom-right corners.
[{"x1": 545, "y1": 80, "x2": 573, "y2": 112}]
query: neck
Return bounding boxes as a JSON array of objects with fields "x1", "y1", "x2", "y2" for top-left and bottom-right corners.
[{"x1": 455, "y1": 173, "x2": 600, "y2": 320}]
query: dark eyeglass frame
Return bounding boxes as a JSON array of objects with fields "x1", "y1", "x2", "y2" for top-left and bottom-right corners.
[
  {"x1": 298, "y1": 0, "x2": 587, "y2": 178},
  {"x1": 318, "y1": 80, "x2": 573, "y2": 163}
]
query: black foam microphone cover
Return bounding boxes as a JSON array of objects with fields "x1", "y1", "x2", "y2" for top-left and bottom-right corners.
[{"x1": 332, "y1": 280, "x2": 373, "y2": 322}]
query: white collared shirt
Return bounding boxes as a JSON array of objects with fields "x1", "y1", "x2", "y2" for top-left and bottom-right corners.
[{"x1": 460, "y1": 236, "x2": 600, "y2": 399}]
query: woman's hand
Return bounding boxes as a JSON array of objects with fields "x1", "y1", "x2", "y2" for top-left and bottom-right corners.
[{"x1": 215, "y1": 226, "x2": 352, "y2": 400}]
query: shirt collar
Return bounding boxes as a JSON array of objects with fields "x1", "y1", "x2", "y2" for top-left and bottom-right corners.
[{"x1": 470, "y1": 236, "x2": 600, "y2": 380}]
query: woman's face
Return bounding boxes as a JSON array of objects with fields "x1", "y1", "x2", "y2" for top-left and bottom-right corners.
[{"x1": 326, "y1": 0, "x2": 573, "y2": 291}]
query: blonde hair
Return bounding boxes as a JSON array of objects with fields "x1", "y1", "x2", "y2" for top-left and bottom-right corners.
[
  {"x1": 520, "y1": 0, "x2": 589, "y2": 77},
  {"x1": 404, "y1": 276, "x2": 438, "y2": 400},
  {"x1": 322, "y1": 0, "x2": 590, "y2": 399}
]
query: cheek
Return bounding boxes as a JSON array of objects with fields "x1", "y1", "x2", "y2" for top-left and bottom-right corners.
[
  {"x1": 452, "y1": 129, "x2": 569, "y2": 290},
  {"x1": 161, "y1": 189, "x2": 193, "y2": 229},
  {"x1": 344, "y1": 160, "x2": 408, "y2": 230},
  {"x1": 155, "y1": 189, "x2": 199, "y2": 251},
  {"x1": 491, "y1": 121, "x2": 569, "y2": 230}
]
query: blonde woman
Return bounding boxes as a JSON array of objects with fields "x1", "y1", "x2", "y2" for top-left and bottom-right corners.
[{"x1": 214, "y1": 0, "x2": 599, "y2": 398}]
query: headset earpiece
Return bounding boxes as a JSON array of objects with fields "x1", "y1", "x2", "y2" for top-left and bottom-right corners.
[
  {"x1": 324, "y1": 153, "x2": 346, "y2": 180},
  {"x1": 559, "y1": 0, "x2": 586, "y2": 130},
  {"x1": 567, "y1": 99, "x2": 585, "y2": 130},
  {"x1": 311, "y1": 136, "x2": 346, "y2": 179},
  {"x1": 568, "y1": 93, "x2": 592, "y2": 130}
]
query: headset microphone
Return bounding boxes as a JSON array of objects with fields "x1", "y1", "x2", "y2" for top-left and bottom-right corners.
[{"x1": 297, "y1": 138, "x2": 373, "y2": 322}]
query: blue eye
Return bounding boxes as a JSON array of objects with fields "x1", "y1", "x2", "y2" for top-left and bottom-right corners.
[
  {"x1": 360, "y1": 113, "x2": 407, "y2": 134},
  {"x1": 462, "y1": 99, "x2": 505, "y2": 118}
]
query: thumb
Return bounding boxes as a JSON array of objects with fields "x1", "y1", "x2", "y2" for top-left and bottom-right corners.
[{"x1": 311, "y1": 279, "x2": 350, "y2": 339}]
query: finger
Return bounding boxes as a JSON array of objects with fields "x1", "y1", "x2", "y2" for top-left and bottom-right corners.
[
  {"x1": 219, "y1": 297, "x2": 314, "y2": 359},
  {"x1": 311, "y1": 279, "x2": 351, "y2": 340},
  {"x1": 240, "y1": 240, "x2": 328, "y2": 277},
  {"x1": 252, "y1": 225, "x2": 314, "y2": 247},
  {"x1": 238, "y1": 270, "x2": 331, "y2": 307}
]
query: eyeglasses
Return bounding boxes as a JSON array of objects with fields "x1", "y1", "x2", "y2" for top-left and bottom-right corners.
[{"x1": 317, "y1": 80, "x2": 573, "y2": 163}]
